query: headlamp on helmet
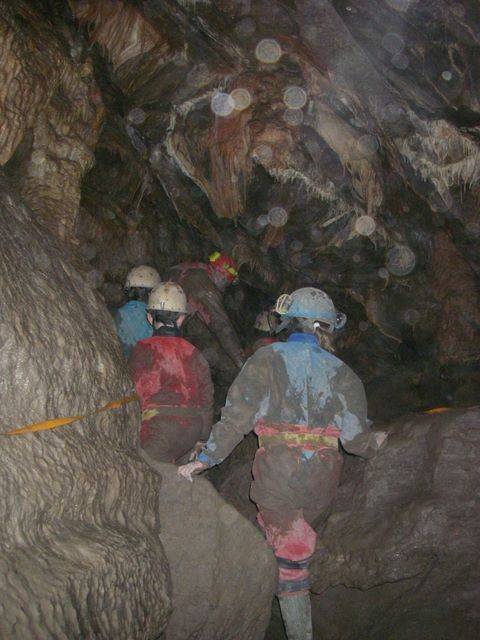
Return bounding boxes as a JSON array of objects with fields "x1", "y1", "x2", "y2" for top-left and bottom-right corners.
[{"x1": 274, "y1": 287, "x2": 346, "y2": 334}]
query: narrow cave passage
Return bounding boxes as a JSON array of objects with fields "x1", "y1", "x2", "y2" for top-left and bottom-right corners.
[{"x1": 0, "y1": 1, "x2": 479, "y2": 639}]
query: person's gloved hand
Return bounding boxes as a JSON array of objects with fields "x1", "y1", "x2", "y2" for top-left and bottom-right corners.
[
  {"x1": 374, "y1": 431, "x2": 388, "y2": 448},
  {"x1": 177, "y1": 460, "x2": 208, "y2": 482}
]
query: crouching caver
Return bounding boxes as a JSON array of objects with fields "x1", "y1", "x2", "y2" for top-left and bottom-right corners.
[
  {"x1": 166, "y1": 251, "x2": 245, "y2": 370},
  {"x1": 178, "y1": 287, "x2": 387, "y2": 640},
  {"x1": 128, "y1": 282, "x2": 214, "y2": 464},
  {"x1": 114, "y1": 265, "x2": 161, "y2": 358}
]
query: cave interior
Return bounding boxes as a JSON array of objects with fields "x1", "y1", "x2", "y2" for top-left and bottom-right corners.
[{"x1": 1, "y1": 0, "x2": 480, "y2": 639}]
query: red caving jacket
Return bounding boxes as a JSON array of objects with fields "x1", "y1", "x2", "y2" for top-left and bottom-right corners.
[{"x1": 128, "y1": 335, "x2": 214, "y2": 441}]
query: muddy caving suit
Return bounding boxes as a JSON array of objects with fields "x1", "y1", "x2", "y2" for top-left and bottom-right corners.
[
  {"x1": 166, "y1": 262, "x2": 244, "y2": 405},
  {"x1": 198, "y1": 332, "x2": 380, "y2": 596},
  {"x1": 128, "y1": 335, "x2": 214, "y2": 464},
  {"x1": 166, "y1": 263, "x2": 244, "y2": 367}
]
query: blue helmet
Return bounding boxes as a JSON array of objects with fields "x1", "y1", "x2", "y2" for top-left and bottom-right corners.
[{"x1": 274, "y1": 287, "x2": 346, "y2": 333}]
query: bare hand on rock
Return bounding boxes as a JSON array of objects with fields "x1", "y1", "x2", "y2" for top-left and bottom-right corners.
[{"x1": 177, "y1": 461, "x2": 208, "y2": 482}]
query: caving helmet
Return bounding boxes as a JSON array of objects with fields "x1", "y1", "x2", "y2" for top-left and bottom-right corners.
[
  {"x1": 125, "y1": 265, "x2": 161, "y2": 290},
  {"x1": 274, "y1": 287, "x2": 347, "y2": 334},
  {"x1": 148, "y1": 282, "x2": 187, "y2": 313},
  {"x1": 208, "y1": 251, "x2": 239, "y2": 284}
]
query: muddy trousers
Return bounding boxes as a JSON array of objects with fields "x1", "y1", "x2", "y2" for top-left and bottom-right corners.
[
  {"x1": 140, "y1": 410, "x2": 209, "y2": 464},
  {"x1": 251, "y1": 444, "x2": 343, "y2": 596},
  {"x1": 258, "y1": 508, "x2": 314, "y2": 595}
]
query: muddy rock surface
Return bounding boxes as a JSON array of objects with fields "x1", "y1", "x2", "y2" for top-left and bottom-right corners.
[
  {"x1": 0, "y1": 176, "x2": 171, "y2": 639},
  {"x1": 215, "y1": 408, "x2": 480, "y2": 640},
  {"x1": 310, "y1": 406, "x2": 480, "y2": 640},
  {"x1": 143, "y1": 454, "x2": 277, "y2": 640},
  {"x1": 209, "y1": 432, "x2": 259, "y2": 523}
]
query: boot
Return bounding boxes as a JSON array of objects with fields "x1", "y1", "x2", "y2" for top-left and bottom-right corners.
[{"x1": 278, "y1": 593, "x2": 313, "y2": 640}]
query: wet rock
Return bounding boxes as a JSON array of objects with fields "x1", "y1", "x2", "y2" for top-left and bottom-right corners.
[
  {"x1": 209, "y1": 433, "x2": 259, "y2": 523},
  {"x1": 125, "y1": 229, "x2": 152, "y2": 264},
  {"x1": 429, "y1": 231, "x2": 480, "y2": 366},
  {"x1": 0, "y1": 177, "x2": 171, "y2": 638},
  {"x1": 142, "y1": 454, "x2": 277, "y2": 640},
  {"x1": 85, "y1": 267, "x2": 104, "y2": 289},
  {"x1": 1, "y1": 1, "x2": 103, "y2": 246},
  {"x1": 310, "y1": 406, "x2": 480, "y2": 640},
  {"x1": 101, "y1": 281, "x2": 125, "y2": 307}
]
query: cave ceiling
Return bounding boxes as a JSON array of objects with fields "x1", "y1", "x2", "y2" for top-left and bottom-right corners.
[{"x1": 69, "y1": 0, "x2": 480, "y2": 276}]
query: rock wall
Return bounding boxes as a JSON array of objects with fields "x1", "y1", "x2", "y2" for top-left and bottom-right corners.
[
  {"x1": 0, "y1": 175, "x2": 171, "y2": 638},
  {"x1": 144, "y1": 455, "x2": 277, "y2": 640},
  {"x1": 77, "y1": 112, "x2": 209, "y2": 307},
  {"x1": 311, "y1": 406, "x2": 480, "y2": 640},
  {"x1": 0, "y1": 1, "x2": 104, "y2": 246}
]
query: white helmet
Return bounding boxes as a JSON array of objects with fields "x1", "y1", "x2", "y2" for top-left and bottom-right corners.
[
  {"x1": 275, "y1": 287, "x2": 346, "y2": 333},
  {"x1": 125, "y1": 265, "x2": 161, "y2": 290},
  {"x1": 148, "y1": 282, "x2": 187, "y2": 313}
]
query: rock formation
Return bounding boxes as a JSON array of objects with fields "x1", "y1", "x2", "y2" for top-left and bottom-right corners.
[
  {"x1": 144, "y1": 455, "x2": 277, "y2": 640},
  {"x1": 0, "y1": 175, "x2": 170, "y2": 638},
  {"x1": 310, "y1": 406, "x2": 480, "y2": 640}
]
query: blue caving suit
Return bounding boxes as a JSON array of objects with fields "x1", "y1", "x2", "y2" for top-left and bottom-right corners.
[
  {"x1": 198, "y1": 332, "x2": 380, "y2": 596},
  {"x1": 114, "y1": 300, "x2": 153, "y2": 359}
]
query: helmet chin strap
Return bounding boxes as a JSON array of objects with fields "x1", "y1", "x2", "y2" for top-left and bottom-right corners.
[{"x1": 154, "y1": 323, "x2": 180, "y2": 337}]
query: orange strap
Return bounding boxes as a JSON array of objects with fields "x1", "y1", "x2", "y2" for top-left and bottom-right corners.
[
  {"x1": 424, "y1": 407, "x2": 450, "y2": 415},
  {"x1": 2, "y1": 394, "x2": 138, "y2": 436}
]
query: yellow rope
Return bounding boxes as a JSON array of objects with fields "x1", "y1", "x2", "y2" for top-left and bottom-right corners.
[
  {"x1": 3, "y1": 394, "x2": 138, "y2": 436},
  {"x1": 424, "y1": 407, "x2": 450, "y2": 415},
  {"x1": 3, "y1": 400, "x2": 453, "y2": 436}
]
